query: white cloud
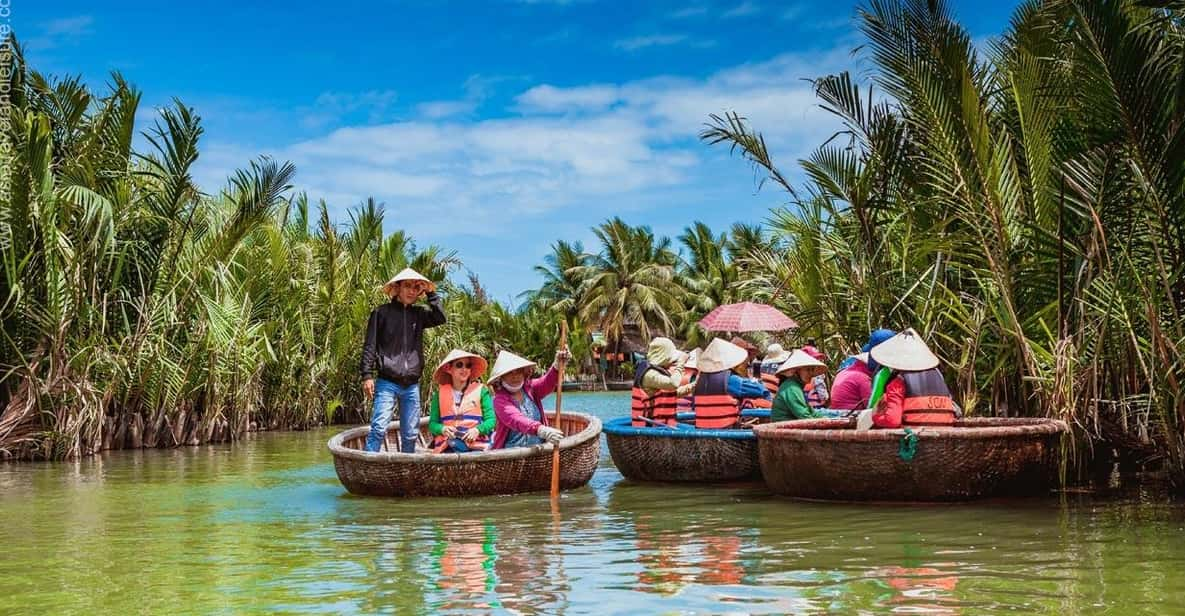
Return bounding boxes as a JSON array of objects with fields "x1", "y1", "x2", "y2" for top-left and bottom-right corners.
[
  {"x1": 515, "y1": 84, "x2": 621, "y2": 112},
  {"x1": 669, "y1": 5, "x2": 709, "y2": 18},
  {"x1": 722, "y1": 1, "x2": 761, "y2": 18},
  {"x1": 614, "y1": 33, "x2": 689, "y2": 51},
  {"x1": 193, "y1": 48, "x2": 853, "y2": 245},
  {"x1": 417, "y1": 100, "x2": 477, "y2": 119}
]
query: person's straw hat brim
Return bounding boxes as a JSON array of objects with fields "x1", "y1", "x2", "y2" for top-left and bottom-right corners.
[
  {"x1": 869, "y1": 328, "x2": 940, "y2": 372},
  {"x1": 698, "y1": 338, "x2": 749, "y2": 373},
  {"x1": 382, "y1": 268, "x2": 436, "y2": 297},
  {"x1": 433, "y1": 349, "x2": 488, "y2": 384},
  {"x1": 763, "y1": 343, "x2": 790, "y2": 363},
  {"x1": 646, "y1": 337, "x2": 679, "y2": 367},
  {"x1": 775, "y1": 349, "x2": 828, "y2": 378},
  {"x1": 488, "y1": 350, "x2": 537, "y2": 384}
]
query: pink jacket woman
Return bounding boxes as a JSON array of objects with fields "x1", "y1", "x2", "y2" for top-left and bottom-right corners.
[
  {"x1": 487, "y1": 348, "x2": 569, "y2": 449},
  {"x1": 491, "y1": 366, "x2": 560, "y2": 449}
]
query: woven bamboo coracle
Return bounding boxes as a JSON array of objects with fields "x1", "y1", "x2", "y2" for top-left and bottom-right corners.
[
  {"x1": 328, "y1": 412, "x2": 601, "y2": 497},
  {"x1": 604, "y1": 416, "x2": 763, "y2": 482},
  {"x1": 754, "y1": 417, "x2": 1067, "y2": 502}
]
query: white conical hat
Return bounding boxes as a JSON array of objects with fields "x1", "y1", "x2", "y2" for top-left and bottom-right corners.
[
  {"x1": 382, "y1": 267, "x2": 436, "y2": 296},
  {"x1": 854, "y1": 352, "x2": 869, "y2": 363},
  {"x1": 685, "y1": 348, "x2": 700, "y2": 371},
  {"x1": 433, "y1": 349, "x2": 489, "y2": 384},
  {"x1": 763, "y1": 343, "x2": 790, "y2": 363},
  {"x1": 775, "y1": 349, "x2": 827, "y2": 378},
  {"x1": 697, "y1": 338, "x2": 749, "y2": 373},
  {"x1": 869, "y1": 328, "x2": 940, "y2": 371},
  {"x1": 488, "y1": 350, "x2": 537, "y2": 383}
]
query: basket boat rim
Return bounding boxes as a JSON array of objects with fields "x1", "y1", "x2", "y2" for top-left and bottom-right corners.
[
  {"x1": 753, "y1": 417, "x2": 1068, "y2": 442},
  {"x1": 602, "y1": 416, "x2": 757, "y2": 440},
  {"x1": 327, "y1": 411, "x2": 602, "y2": 464}
]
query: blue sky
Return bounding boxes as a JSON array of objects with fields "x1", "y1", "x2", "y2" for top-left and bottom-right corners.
[{"x1": 19, "y1": 0, "x2": 1018, "y2": 304}]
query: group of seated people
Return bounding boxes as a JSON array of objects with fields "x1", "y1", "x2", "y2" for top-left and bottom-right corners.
[
  {"x1": 631, "y1": 328, "x2": 958, "y2": 430},
  {"x1": 427, "y1": 347, "x2": 570, "y2": 453}
]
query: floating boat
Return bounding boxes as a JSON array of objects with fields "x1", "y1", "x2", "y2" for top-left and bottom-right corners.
[
  {"x1": 754, "y1": 417, "x2": 1067, "y2": 502},
  {"x1": 603, "y1": 410, "x2": 770, "y2": 483},
  {"x1": 328, "y1": 412, "x2": 602, "y2": 497}
]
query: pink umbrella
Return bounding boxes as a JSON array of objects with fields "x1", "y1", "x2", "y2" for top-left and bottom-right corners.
[{"x1": 698, "y1": 302, "x2": 799, "y2": 333}]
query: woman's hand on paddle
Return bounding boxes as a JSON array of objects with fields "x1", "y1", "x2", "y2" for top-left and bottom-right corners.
[
  {"x1": 363, "y1": 379, "x2": 375, "y2": 399},
  {"x1": 554, "y1": 347, "x2": 571, "y2": 368},
  {"x1": 441, "y1": 425, "x2": 457, "y2": 439},
  {"x1": 538, "y1": 425, "x2": 563, "y2": 444}
]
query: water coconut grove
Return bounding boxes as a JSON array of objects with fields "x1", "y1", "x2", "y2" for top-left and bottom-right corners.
[{"x1": 4, "y1": 0, "x2": 1185, "y2": 613}]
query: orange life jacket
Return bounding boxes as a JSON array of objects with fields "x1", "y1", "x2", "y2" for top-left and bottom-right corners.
[
  {"x1": 432, "y1": 382, "x2": 490, "y2": 452},
  {"x1": 741, "y1": 371, "x2": 778, "y2": 409},
  {"x1": 901, "y1": 369, "x2": 956, "y2": 426},
  {"x1": 631, "y1": 361, "x2": 678, "y2": 427},
  {"x1": 691, "y1": 371, "x2": 740, "y2": 429}
]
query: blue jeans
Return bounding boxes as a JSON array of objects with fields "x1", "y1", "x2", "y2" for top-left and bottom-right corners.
[{"x1": 365, "y1": 379, "x2": 421, "y2": 453}]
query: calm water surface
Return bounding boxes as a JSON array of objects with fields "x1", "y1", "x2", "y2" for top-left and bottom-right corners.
[{"x1": 3, "y1": 392, "x2": 1185, "y2": 614}]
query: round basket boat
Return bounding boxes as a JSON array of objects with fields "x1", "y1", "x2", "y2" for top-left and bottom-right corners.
[
  {"x1": 754, "y1": 417, "x2": 1067, "y2": 502},
  {"x1": 328, "y1": 412, "x2": 602, "y2": 497},
  {"x1": 604, "y1": 411, "x2": 770, "y2": 483}
]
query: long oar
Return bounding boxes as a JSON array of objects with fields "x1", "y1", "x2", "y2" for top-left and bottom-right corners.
[{"x1": 550, "y1": 320, "x2": 569, "y2": 501}]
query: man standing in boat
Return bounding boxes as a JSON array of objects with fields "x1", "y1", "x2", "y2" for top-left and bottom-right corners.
[{"x1": 360, "y1": 268, "x2": 447, "y2": 452}]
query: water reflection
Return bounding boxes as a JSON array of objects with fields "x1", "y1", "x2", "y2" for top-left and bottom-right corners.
[
  {"x1": 4, "y1": 393, "x2": 1185, "y2": 614},
  {"x1": 868, "y1": 542, "x2": 961, "y2": 614}
]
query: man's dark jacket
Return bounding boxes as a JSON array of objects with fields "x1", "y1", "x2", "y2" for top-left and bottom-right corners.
[{"x1": 359, "y1": 292, "x2": 447, "y2": 385}]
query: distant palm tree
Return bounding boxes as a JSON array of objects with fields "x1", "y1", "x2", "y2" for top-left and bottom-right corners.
[
  {"x1": 522, "y1": 239, "x2": 588, "y2": 323},
  {"x1": 574, "y1": 218, "x2": 682, "y2": 353}
]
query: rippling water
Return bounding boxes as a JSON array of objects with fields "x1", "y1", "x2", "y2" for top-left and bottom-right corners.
[{"x1": 3, "y1": 392, "x2": 1185, "y2": 614}]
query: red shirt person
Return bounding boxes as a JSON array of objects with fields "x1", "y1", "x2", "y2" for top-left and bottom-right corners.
[{"x1": 866, "y1": 329, "x2": 957, "y2": 429}]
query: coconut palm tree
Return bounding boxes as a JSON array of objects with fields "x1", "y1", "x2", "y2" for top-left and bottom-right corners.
[{"x1": 574, "y1": 218, "x2": 683, "y2": 355}]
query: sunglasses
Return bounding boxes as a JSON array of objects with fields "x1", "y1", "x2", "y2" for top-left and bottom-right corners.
[{"x1": 451, "y1": 360, "x2": 473, "y2": 369}]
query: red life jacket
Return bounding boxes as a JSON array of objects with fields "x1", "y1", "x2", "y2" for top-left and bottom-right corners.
[
  {"x1": 432, "y1": 382, "x2": 490, "y2": 452},
  {"x1": 901, "y1": 368, "x2": 956, "y2": 426},
  {"x1": 691, "y1": 371, "x2": 740, "y2": 429},
  {"x1": 631, "y1": 361, "x2": 678, "y2": 427}
]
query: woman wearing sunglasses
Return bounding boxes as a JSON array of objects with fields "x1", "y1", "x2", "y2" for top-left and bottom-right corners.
[{"x1": 427, "y1": 349, "x2": 495, "y2": 453}]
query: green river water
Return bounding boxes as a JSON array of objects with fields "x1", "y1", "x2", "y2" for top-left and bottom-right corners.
[{"x1": 3, "y1": 391, "x2": 1185, "y2": 614}]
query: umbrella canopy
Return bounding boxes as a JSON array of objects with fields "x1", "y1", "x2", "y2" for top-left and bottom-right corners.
[{"x1": 698, "y1": 302, "x2": 799, "y2": 333}]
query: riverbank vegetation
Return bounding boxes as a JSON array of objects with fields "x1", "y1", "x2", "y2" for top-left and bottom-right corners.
[{"x1": 3, "y1": 0, "x2": 1184, "y2": 489}]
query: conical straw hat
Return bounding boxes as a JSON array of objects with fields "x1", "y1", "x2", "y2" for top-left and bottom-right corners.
[
  {"x1": 488, "y1": 350, "x2": 537, "y2": 383},
  {"x1": 775, "y1": 349, "x2": 827, "y2": 378},
  {"x1": 697, "y1": 338, "x2": 749, "y2": 373},
  {"x1": 763, "y1": 343, "x2": 790, "y2": 363},
  {"x1": 869, "y1": 328, "x2": 940, "y2": 372},
  {"x1": 685, "y1": 348, "x2": 700, "y2": 371},
  {"x1": 382, "y1": 267, "x2": 436, "y2": 297},
  {"x1": 433, "y1": 349, "x2": 489, "y2": 384}
]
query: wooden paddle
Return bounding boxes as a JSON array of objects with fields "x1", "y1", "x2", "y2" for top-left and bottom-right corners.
[{"x1": 550, "y1": 320, "x2": 569, "y2": 500}]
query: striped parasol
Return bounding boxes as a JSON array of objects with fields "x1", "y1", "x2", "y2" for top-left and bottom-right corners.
[{"x1": 698, "y1": 301, "x2": 798, "y2": 333}]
